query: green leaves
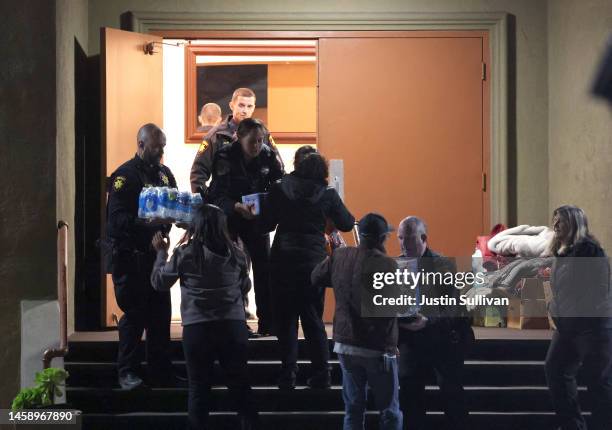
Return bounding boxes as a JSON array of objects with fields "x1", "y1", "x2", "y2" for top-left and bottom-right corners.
[{"x1": 11, "y1": 368, "x2": 69, "y2": 411}]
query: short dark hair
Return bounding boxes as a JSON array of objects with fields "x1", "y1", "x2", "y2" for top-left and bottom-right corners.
[
  {"x1": 232, "y1": 87, "x2": 256, "y2": 102},
  {"x1": 236, "y1": 118, "x2": 267, "y2": 139},
  {"x1": 293, "y1": 145, "x2": 317, "y2": 169},
  {"x1": 294, "y1": 153, "x2": 328, "y2": 184}
]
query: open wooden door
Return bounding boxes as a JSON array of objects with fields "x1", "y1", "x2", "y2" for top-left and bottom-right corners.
[
  {"x1": 318, "y1": 33, "x2": 489, "y2": 322},
  {"x1": 101, "y1": 28, "x2": 163, "y2": 327}
]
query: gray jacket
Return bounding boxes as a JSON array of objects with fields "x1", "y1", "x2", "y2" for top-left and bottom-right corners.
[{"x1": 151, "y1": 243, "x2": 248, "y2": 326}]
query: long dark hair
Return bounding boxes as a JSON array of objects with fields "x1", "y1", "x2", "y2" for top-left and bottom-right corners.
[
  {"x1": 294, "y1": 152, "x2": 329, "y2": 185},
  {"x1": 182, "y1": 204, "x2": 238, "y2": 265}
]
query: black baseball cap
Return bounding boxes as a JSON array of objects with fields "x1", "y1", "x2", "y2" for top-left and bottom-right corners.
[{"x1": 358, "y1": 213, "x2": 394, "y2": 238}]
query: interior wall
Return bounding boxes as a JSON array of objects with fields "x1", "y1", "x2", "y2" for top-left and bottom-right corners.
[
  {"x1": 88, "y1": 0, "x2": 550, "y2": 227},
  {"x1": 548, "y1": 0, "x2": 612, "y2": 253},
  {"x1": 57, "y1": 0, "x2": 89, "y2": 336},
  {"x1": 0, "y1": 0, "x2": 58, "y2": 409},
  {"x1": 268, "y1": 63, "x2": 317, "y2": 132}
]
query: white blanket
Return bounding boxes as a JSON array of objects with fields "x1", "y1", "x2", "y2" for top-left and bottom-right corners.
[{"x1": 487, "y1": 225, "x2": 553, "y2": 257}]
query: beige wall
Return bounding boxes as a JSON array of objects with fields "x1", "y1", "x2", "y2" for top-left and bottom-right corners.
[
  {"x1": 57, "y1": 0, "x2": 89, "y2": 336},
  {"x1": 88, "y1": 0, "x2": 550, "y2": 227},
  {"x1": 548, "y1": 0, "x2": 612, "y2": 252}
]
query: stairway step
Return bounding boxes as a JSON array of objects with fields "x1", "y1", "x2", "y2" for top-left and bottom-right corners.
[
  {"x1": 66, "y1": 360, "x2": 585, "y2": 388},
  {"x1": 66, "y1": 338, "x2": 551, "y2": 363},
  {"x1": 67, "y1": 385, "x2": 580, "y2": 414},
  {"x1": 80, "y1": 411, "x2": 578, "y2": 430}
]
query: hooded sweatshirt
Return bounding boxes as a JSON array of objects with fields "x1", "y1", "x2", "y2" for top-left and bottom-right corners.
[
  {"x1": 264, "y1": 172, "x2": 355, "y2": 287},
  {"x1": 151, "y1": 242, "x2": 249, "y2": 325}
]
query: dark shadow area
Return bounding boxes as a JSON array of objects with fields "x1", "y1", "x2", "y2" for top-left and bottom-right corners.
[
  {"x1": 506, "y1": 15, "x2": 517, "y2": 226},
  {"x1": 75, "y1": 37, "x2": 103, "y2": 330}
]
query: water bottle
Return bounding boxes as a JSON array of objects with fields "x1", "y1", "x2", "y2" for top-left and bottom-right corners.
[
  {"x1": 138, "y1": 187, "x2": 148, "y2": 218},
  {"x1": 191, "y1": 193, "x2": 203, "y2": 209},
  {"x1": 176, "y1": 191, "x2": 192, "y2": 223},
  {"x1": 143, "y1": 187, "x2": 159, "y2": 219}
]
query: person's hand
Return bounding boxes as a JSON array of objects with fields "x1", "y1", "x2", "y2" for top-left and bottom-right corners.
[
  {"x1": 152, "y1": 231, "x2": 169, "y2": 252},
  {"x1": 399, "y1": 313, "x2": 428, "y2": 332},
  {"x1": 234, "y1": 202, "x2": 256, "y2": 220}
]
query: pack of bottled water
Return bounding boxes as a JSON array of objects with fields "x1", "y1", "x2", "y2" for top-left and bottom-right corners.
[{"x1": 139, "y1": 186, "x2": 203, "y2": 224}]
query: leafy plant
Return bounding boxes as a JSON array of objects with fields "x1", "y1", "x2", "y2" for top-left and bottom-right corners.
[{"x1": 12, "y1": 368, "x2": 69, "y2": 410}]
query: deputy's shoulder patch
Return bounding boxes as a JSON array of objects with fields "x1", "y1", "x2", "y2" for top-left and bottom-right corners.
[
  {"x1": 160, "y1": 172, "x2": 170, "y2": 186},
  {"x1": 197, "y1": 140, "x2": 209, "y2": 155},
  {"x1": 113, "y1": 176, "x2": 127, "y2": 191}
]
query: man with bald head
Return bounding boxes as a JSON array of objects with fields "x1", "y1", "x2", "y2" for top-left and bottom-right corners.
[
  {"x1": 106, "y1": 123, "x2": 178, "y2": 390},
  {"x1": 396, "y1": 216, "x2": 473, "y2": 430},
  {"x1": 196, "y1": 102, "x2": 222, "y2": 133}
]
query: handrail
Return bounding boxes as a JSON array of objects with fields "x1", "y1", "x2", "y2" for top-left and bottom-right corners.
[
  {"x1": 352, "y1": 221, "x2": 360, "y2": 246},
  {"x1": 43, "y1": 221, "x2": 69, "y2": 369}
]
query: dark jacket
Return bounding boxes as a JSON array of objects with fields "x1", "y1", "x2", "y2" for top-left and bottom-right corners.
[
  {"x1": 266, "y1": 173, "x2": 355, "y2": 290},
  {"x1": 399, "y1": 248, "x2": 474, "y2": 342},
  {"x1": 190, "y1": 115, "x2": 284, "y2": 193},
  {"x1": 206, "y1": 140, "x2": 284, "y2": 235},
  {"x1": 311, "y1": 245, "x2": 398, "y2": 353},
  {"x1": 151, "y1": 243, "x2": 249, "y2": 326},
  {"x1": 550, "y1": 237, "x2": 612, "y2": 332},
  {"x1": 107, "y1": 155, "x2": 176, "y2": 252}
]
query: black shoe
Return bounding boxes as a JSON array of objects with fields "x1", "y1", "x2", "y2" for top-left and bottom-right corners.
[
  {"x1": 247, "y1": 325, "x2": 262, "y2": 338},
  {"x1": 307, "y1": 370, "x2": 331, "y2": 389},
  {"x1": 278, "y1": 369, "x2": 297, "y2": 390},
  {"x1": 256, "y1": 323, "x2": 273, "y2": 337},
  {"x1": 118, "y1": 372, "x2": 145, "y2": 390}
]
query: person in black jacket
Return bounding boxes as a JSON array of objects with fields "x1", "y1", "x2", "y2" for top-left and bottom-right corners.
[
  {"x1": 151, "y1": 204, "x2": 258, "y2": 430},
  {"x1": 106, "y1": 123, "x2": 177, "y2": 390},
  {"x1": 265, "y1": 150, "x2": 355, "y2": 389},
  {"x1": 207, "y1": 118, "x2": 284, "y2": 336},
  {"x1": 395, "y1": 216, "x2": 473, "y2": 430},
  {"x1": 545, "y1": 205, "x2": 612, "y2": 430}
]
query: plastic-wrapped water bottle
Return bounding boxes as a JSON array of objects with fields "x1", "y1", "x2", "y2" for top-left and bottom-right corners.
[
  {"x1": 176, "y1": 191, "x2": 192, "y2": 223},
  {"x1": 138, "y1": 187, "x2": 148, "y2": 218},
  {"x1": 191, "y1": 193, "x2": 203, "y2": 209},
  {"x1": 158, "y1": 187, "x2": 178, "y2": 219},
  {"x1": 143, "y1": 187, "x2": 160, "y2": 219}
]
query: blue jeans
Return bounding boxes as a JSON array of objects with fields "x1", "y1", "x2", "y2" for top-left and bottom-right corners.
[{"x1": 338, "y1": 353, "x2": 403, "y2": 430}]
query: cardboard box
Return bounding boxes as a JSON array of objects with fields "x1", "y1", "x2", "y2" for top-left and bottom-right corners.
[{"x1": 507, "y1": 278, "x2": 550, "y2": 329}]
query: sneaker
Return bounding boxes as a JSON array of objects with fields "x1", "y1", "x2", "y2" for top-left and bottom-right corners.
[
  {"x1": 307, "y1": 370, "x2": 331, "y2": 389},
  {"x1": 118, "y1": 372, "x2": 145, "y2": 390}
]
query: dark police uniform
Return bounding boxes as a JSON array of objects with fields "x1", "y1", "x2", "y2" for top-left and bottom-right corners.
[
  {"x1": 190, "y1": 114, "x2": 284, "y2": 194},
  {"x1": 398, "y1": 248, "x2": 474, "y2": 430},
  {"x1": 207, "y1": 140, "x2": 284, "y2": 333},
  {"x1": 107, "y1": 154, "x2": 177, "y2": 381}
]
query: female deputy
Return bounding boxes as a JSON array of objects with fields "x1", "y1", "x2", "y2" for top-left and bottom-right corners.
[
  {"x1": 151, "y1": 204, "x2": 258, "y2": 430},
  {"x1": 545, "y1": 205, "x2": 612, "y2": 430}
]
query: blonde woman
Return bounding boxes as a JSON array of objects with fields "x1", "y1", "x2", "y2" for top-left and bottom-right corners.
[{"x1": 545, "y1": 205, "x2": 612, "y2": 430}]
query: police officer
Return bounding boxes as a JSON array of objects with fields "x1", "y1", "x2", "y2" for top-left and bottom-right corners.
[
  {"x1": 207, "y1": 118, "x2": 284, "y2": 336},
  {"x1": 107, "y1": 123, "x2": 177, "y2": 390},
  {"x1": 190, "y1": 87, "x2": 284, "y2": 195}
]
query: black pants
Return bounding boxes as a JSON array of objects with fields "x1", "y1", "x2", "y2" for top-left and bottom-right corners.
[
  {"x1": 236, "y1": 229, "x2": 271, "y2": 331},
  {"x1": 398, "y1": 325, "x2": 471, "y2": 430},
  {"x1": 273, "y1": 284, "x2": 329, "y2": 374},
  {"x1": 182, "y1": 320, "x2": 257, "y2": 430},
  {"x1": 112, "y1": 251, "x2": 172, "y2": 378},
  {"x1": 545, "y1": 328, "x2": 612, "y2": 430}
]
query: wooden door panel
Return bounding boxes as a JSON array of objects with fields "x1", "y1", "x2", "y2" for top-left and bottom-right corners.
[
  {"x1": 318, "y1": 36, "x2": 485, "y2": 258},
  {"x1": 101, "y1": 28, "x2": 163, "y2": 326}
]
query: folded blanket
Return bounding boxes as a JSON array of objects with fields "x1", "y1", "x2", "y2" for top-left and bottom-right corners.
[{"x1": 487, "y1": 225, "x2": 554, "y2": 257}]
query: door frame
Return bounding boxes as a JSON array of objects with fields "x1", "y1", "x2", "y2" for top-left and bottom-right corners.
[{"x1": 125, "y1": 10, "x2": 508, "y2": 226}]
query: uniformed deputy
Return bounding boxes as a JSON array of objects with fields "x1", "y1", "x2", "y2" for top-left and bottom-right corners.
[
  {"x1": 190, "y1": 87, "x2": 284, "y2": 195},
  {"x1": 107, "y1": 123, "x2": 178, "y2": 390},
  {"x1": 207, "y1": 118, "x2": 284, "y2": 336}
]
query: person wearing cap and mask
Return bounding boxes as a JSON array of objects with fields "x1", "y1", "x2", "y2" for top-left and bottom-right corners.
[
  {"x1": 311, "y1": 213, "x2": 402, "y2": 430},
  {"x1": 396, "y1": 216, "x2": 473, "y2": 430}
]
